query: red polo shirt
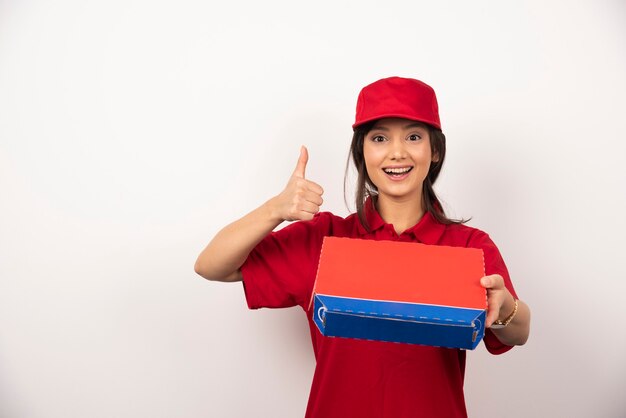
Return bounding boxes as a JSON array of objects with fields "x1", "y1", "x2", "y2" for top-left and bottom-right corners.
[{"x1": 241, "y1": 202, "x2": 517, "y2": 418}]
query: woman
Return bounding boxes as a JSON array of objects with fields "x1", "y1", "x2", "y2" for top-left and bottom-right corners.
[{"x1": 195, "y1": 76, "x2": 530, "y2": 418}]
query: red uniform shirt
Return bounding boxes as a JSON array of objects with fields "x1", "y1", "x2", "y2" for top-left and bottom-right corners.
[{"x1": 241, "y1": 202, "x2": 517, "y2": 418}]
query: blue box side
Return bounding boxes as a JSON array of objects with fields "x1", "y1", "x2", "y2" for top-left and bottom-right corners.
[{"x1": 313, "y1": 294, "x2": 486, "y2": 350}]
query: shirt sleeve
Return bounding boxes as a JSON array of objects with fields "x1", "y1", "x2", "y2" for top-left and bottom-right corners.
[
  {"x1": 240, "y1": 212, "x2": 331, "y2": 311},
  {"x1": 467, "y1": 230, "x2": 519, "y2": 355}
]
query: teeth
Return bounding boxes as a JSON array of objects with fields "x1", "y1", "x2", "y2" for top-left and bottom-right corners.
[{"x1": 384, "y1": 167, "x2": 412, "y2": 174}]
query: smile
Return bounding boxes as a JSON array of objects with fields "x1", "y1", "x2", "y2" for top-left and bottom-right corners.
[{"x1": 383, "y1": 166, "x2": 413, "y2": 176}]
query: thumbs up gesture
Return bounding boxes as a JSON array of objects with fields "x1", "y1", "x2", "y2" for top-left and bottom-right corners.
[{"x1": 274, "y1": 146, "x2": 324, "y2": 222}]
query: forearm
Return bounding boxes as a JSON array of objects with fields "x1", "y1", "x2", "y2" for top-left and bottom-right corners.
[
  {"x1": 491, "y1": 298, "x2": 531, "y2": 346},
  {"x1": 194, "y1": 197, "x2": 284, "y2": 282}
]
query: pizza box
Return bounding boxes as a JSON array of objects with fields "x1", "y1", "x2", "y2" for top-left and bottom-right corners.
[{"x1": 311, "y1": 236, "x2": 487, "y2": 350}]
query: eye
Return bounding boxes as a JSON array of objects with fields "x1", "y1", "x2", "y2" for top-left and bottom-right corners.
[
  {"x1": 407, "y1": 133, "x2": 422, "y2": 142},
  {"x1": 370, "y1": 135, "x2": 386, "y2": 143}
]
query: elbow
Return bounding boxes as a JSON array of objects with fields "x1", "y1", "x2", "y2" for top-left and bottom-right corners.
[
  {"x1": 517, "y1": 308, "x2": 531, "y2": 346},
  {"x1": 514, "y1": 331, "x2": 530, "y2": 346},
  {"x1": 510, "y1": 322, "x2": 531, "y2": 347},
  {"x1": 519, "y1": 323, "x2": 531, "y2": 346},
  {"x1": 194, "y1": 258, "x2": 241, "y2": 282},
  {"x1": 494, "y1": 330, "x2": 529, "y2": 347},
  {"x1": 194, "y1": 258, "x2": 213, "y2": 281}
]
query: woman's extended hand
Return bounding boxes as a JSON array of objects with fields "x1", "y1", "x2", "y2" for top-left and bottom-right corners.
[
  {"x1": 480, "y1": 274, "x2": 516, "y2": 328},
  {"x1": 271, "y1": 146, "x2": 324, "y2": 222}
]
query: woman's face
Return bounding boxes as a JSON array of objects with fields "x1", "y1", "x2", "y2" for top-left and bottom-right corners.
[{"x1": 363, "y1": 118, "x2": 437, "y2": 204}]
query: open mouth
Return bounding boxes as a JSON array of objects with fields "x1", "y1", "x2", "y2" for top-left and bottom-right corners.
[{"x1": 383, "y1": 166, "x2": 413, "y2": 177}]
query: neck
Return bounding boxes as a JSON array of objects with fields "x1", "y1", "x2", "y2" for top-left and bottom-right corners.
[{"x1": 375, "y1": 193, "x2": 425, "y2": 235}]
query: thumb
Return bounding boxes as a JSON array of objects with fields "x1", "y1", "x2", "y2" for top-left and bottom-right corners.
[
  {"x1": 293, "y1": 146, "x2": 308, "y2": 178},
  {"x1": 480, "y1": 277, "x2": 492, "y2": 288}
]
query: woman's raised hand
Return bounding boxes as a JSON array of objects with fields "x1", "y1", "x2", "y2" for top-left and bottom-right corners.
[
  {"x1": 194, "y1": 146, "x2": 324, "y2": 282},
  {"x1": 273, "y1": 146, "x2": 324, "y2": 222}
]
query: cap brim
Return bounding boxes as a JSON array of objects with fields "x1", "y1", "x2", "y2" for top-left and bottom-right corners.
[{"x1": 352, "y1": 113, "x2": 441, "y2": 130}]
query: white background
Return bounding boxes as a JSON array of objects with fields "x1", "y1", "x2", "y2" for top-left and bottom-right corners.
[{"x1": 1, "y1": 1, "x2": 625, "y2": 417}]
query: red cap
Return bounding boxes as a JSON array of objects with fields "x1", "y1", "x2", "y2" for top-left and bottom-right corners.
[{"x1": 352, "y1": 76, "x2": 441, "y2": 130}]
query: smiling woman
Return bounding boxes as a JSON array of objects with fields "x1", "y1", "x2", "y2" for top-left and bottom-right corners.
[
  {"x1": 194, "y1": 76, "x2": 531, "y2": 418},
  {"x1": 362, "y1": 119, "x2": 437, "y2": 233},
  {"x1": 349, "y1": 118, "x2": 454, "y2": 231}
]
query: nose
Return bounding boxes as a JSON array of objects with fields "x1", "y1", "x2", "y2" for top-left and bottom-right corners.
[{"x1": 389, "y1": 138, "x2": 407, "y2": 160}]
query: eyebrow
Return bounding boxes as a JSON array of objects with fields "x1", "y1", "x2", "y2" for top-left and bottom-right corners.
[{"x1": 370, "y1": 122, "x2": 427, "y2": 132}]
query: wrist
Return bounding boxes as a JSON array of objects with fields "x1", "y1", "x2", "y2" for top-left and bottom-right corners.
[
  {"x1": 499, "y1": 293, "x2": 516, "y2": 321},
  {"x1": 492, "y1": 295, "x2": 518, "y2": 329},
  {"x1": 264, "y1": 196, "x2": 287, "y2": 224}
]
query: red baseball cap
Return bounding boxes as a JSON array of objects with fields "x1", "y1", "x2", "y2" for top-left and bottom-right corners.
[{"x1": 352, "y1": 76, "x2": 441, "y2": 130}]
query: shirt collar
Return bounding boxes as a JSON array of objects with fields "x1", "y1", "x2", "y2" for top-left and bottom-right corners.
[{"x1": 356, "y1": 196, "x2": 446, "y2": 245}]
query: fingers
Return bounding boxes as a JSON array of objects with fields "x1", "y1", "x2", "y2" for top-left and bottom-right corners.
[
  {"x1": 283, "y1": 185, "x2": 324, "y2": 221},
  {"x1": 302, "y1": 189, "x2": 324, "y2": 206},
  {"x1": 292, "y1": 146, "x2": 308, "y2": 179},
  {"x1": 298, "y1": 199, "x2": 323, "y2": 216},
  {"x1": 480, "y1": 274, "x2": 511, "y2": 328},
  {"x1": 485, "y1": 298, "x2": 501, "y2": 328},
  {"x1": 284, "y1": 199, "x2": 322, "y2": 221},
  {"x1": 305, "y1": 179, "x2": 324, "y2": 196}
]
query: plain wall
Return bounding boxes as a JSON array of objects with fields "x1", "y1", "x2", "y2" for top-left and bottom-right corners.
[{"x1": 1, "y1": 1, "x2": 625, "y2": 417}]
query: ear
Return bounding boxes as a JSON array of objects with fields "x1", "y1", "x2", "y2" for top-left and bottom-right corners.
[{"x1": 431, "y1": 151, "x2": 440, "y2": 163}]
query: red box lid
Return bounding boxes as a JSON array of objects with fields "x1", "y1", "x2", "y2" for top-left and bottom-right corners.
[{"x1": 312, "y1": 237, "x2": 486, "y2": 310}]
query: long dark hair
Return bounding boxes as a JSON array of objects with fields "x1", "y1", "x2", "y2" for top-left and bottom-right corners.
[{"x1": 345, "y1": 120, "x2": 468, "y2": 230}]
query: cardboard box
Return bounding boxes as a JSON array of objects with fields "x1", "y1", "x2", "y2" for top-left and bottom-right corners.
[{"x1": 311, "y1": 237, "x2": 487, "y2": 350}]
